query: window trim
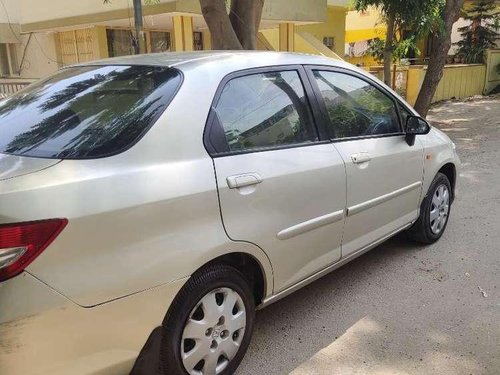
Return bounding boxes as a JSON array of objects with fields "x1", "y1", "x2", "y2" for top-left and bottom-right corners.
[
  {"x1": 304, "y1": 65, "x2": 407, "y2": 142},
  {"x1": 203, "y1": 65, "x2": 324, "y2": 158}
]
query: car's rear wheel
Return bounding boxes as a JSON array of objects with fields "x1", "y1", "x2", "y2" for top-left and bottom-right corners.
[
  {"x1": 161, "y1": 264, "x2": 255, "y2": 375},
  {"x1": 407, "y1": 172, "x2": 452, "y2": 244}
]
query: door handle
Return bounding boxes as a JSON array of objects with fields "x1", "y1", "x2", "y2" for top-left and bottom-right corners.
[
  {"x1": 351, "y1": 152, "x2": 371, "y2": 164},
  {"x1": 227, "y1": 173, "x2": 263, "y2": 189}
]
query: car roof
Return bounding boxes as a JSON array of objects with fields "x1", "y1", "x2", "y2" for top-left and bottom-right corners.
[
  {"x1": 77, "y1": 51, "x2": 354, "y2": 71},
  {"x1": 70, "y1": 50, "x2": 416, "y2": 116}
]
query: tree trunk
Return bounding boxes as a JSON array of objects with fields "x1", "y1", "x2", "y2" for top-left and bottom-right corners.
[
  {"x1": 414, "y1": 0, "x2": 464, "y2": 117},
  {"x1": 383, "y1": 10, "x2": 396, "y2": 87},
  {"x1": 229, "y1": 0, "x2": 265, "y2": 50},
  {"x1": 254, "y1": 1, "x2": 264, "y2": 31},
  {"x1": 132, "y1": 0, "x2": 146, "y2": 54},
  {"x1": 199, "y1": 0, "x2": 243, "y2": 50}
]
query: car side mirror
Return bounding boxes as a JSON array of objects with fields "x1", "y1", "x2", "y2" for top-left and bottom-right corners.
[{"x1": 405, "y1": 116, "x2": 431, "y2": 146}]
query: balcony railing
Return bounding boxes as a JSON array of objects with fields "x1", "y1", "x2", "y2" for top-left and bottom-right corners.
[{"x1": 0, "y1": 78, "x2": 36, "y2": 99}]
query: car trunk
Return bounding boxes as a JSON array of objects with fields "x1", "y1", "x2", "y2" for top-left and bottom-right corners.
[{"x1": 0, "y1": 153, "x2": 60, "y2": 181}]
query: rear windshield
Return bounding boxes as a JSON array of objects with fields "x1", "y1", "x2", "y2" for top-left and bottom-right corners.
[{"x1": 0, "y1": 65, "x2": 182, "y2": 159}]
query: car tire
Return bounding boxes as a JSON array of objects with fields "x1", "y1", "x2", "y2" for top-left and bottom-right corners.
[
  {"x1": 407, "y1": 172, "x2": 452, "y2": 244},
  {"x1": 160, "y1": 264, "x2": 255, "y2": 375}
]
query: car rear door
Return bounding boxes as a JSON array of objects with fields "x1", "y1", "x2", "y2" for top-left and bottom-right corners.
[
  {"x1": 205, "y1": 66, "x2": 346, "y2": 293},
  {"x1": 306, "y1": 67, "x2": 424, "y2": 257}
]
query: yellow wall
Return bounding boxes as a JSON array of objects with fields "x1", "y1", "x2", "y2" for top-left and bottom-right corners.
[
  {"x1": 260, "y1": 27, "x2": 342, "y2": 60},
  {"x1": 172, "y1": 15, "x2": 193, "y2": 51},
  {"x1": 295, "y1": 32, "x2": 342, "y2": 59},
  {"x1": 484, "y1": 49, "x2": 500, "y2": 94},
  {"x1": 260, "y1": 29, "x2": 280, "y2": 51},
  {"x1": 406, "y1": 67, "x2": 425, "y2": 106},
  {"x1": 202, "y1": 30, "x2": 211, "y2": 51},
  {"x1": 347, "y1": 54, "x2": 379, "y2": 66},
  {"x1": 260, "y1": 26, "x2": 297, "y2": 53},
  {"x1": 94, "y1": 26, "x2": 109, "y2": 59},
  {"x1": 345, "y1": 6, "x2": 385, "y2": 41},
  {"x1": 406, "y1": 64, "x2": 487, "y2": 106},
  {"x1": 296, "y1": 6, "x2": 346, "y2": 58},
  {"x1": 256, "y1": 31, "x2": 275, "y2": 51},
  {"x1": 345, "y1": 28, "x2": 386, "y2": 43},
  {"x1": 279, "y1": 23, "x2": 295, "y2": 52},
  {"x1": 346, "y1": 6, "x2": 382, "y2": 31}
]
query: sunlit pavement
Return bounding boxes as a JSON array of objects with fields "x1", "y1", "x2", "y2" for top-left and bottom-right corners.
[{"x1": 237, "y1": 96, "x2": 500, "y2": 375}]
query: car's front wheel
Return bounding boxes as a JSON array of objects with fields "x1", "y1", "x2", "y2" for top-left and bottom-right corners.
[
  {"x1": 161, "y1": 264, "x2": 255, "y2": 375},
  {"x1": 407, "y1": 172, "x2": 452, "y2": 244}
]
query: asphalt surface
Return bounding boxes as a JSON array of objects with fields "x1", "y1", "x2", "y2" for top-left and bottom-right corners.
[{"x1": 236, "y1": 97, "x2": 500, "y2": 375}]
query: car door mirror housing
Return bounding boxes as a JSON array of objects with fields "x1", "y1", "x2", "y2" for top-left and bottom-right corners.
[{"x1": 405, "y1": 116, "x2": 431, "y2": 146}]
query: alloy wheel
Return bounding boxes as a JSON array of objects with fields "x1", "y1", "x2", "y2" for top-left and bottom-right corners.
[
  {"x1": 181, "y1": 287, "x2": 246, "y2": 375},
  {"x1": 430, "y1": 184, "x2": 450, "y2": 235}
]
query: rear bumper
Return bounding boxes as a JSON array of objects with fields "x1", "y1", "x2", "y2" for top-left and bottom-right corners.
[{"x1": 0, "y1": 272, "x2": 188, "y2": 375}]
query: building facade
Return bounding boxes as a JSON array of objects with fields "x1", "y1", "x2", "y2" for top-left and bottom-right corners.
[{"x1": 0, "y1": 0, "x2": 348, "y2": 83}]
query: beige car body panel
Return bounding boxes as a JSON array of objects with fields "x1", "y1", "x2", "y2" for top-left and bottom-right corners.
[
  {"x1": 0, "y1": 51, "x2": 460, "y2": 375},
  {"x1": 215, "y1": 144, "x2": 346, "y2": 292},
  {"x1": 0, "y1": 272, "x2": 187, "y2": 375},
  {"x1": 419, "y1": 127, "x2": 460, "y2": 199},
  {"x1": 333, "y1": 136, "x2": 424, "y2": 257}
]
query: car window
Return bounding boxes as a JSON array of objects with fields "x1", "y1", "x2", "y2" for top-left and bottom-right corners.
[
  {"x1": 213, "y1": 71, "x2": 317, "y2": 153},
  {"x1": 313, "y1": 70, "x2": 401, "y2": 139},
  {"x1": 0, "y1": 65, "x2": 182, "y2": 159}
]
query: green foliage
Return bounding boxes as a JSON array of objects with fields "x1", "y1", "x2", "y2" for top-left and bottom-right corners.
[
  {"x1": 394, "y1": 37, "x2": 420, "y2": 60},
  {"x1": 355, "y1": 86, "x2": 394, "y2": 114},
  {"x1": 367, "y1": 38, "x2": 385, "y2": 63},
  {"x1": 327, "y1": 105, "x2": 362, "y2": 138},
  {"x1": 355, "y1": 0, "x2": 445, "y2": 65},
  {"x1": 355, "y1": 0, "x2": 444, "y2": 35},
  {"x1": 326, "y1": 86, "x2": 394, "y2": 138},
  {"x1": 455, "y1": 0, "x2": 500, "y2": 64},
  {"x1": 367, "y1": 36, "x2": 421, "y2": 64}
]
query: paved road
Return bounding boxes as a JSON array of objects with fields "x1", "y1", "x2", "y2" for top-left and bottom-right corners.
[{"x1": 236, "y1": 97, "x2": 500, "y2": 375}]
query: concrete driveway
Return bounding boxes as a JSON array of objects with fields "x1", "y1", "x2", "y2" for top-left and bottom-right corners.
[{"x1": 236, "y1": 96, "x2": 500, "y2": 375}]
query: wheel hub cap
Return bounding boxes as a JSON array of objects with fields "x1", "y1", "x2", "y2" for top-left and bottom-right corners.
[
  {"x1": 181, "y1": 287, "x2": 246, "y2": 375},
  {"x1": 430, "y1": 184, "x2": 450, "y2": 235}
]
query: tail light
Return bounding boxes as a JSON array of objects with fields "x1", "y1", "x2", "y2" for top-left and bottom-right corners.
[{"x1": 0, "y1": 219, "x2": 68, "y2": 282}]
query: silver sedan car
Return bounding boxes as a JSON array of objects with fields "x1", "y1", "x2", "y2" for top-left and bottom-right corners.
[{"x1": 0, "y1": 51, "x2": 459, "y2": 375}]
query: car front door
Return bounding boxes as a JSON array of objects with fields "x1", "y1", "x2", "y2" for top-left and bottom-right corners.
[
  {"x1": 205, "y1": 66, "x2": 346, "y2": 292},
  {"x1": 307, "y1": 67, "x2": 424, "y2": 257}
]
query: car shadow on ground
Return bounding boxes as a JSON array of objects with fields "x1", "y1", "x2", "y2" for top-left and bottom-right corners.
[{"x1": 238, "y1": 229, "x2": 488, "y2": 375}]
